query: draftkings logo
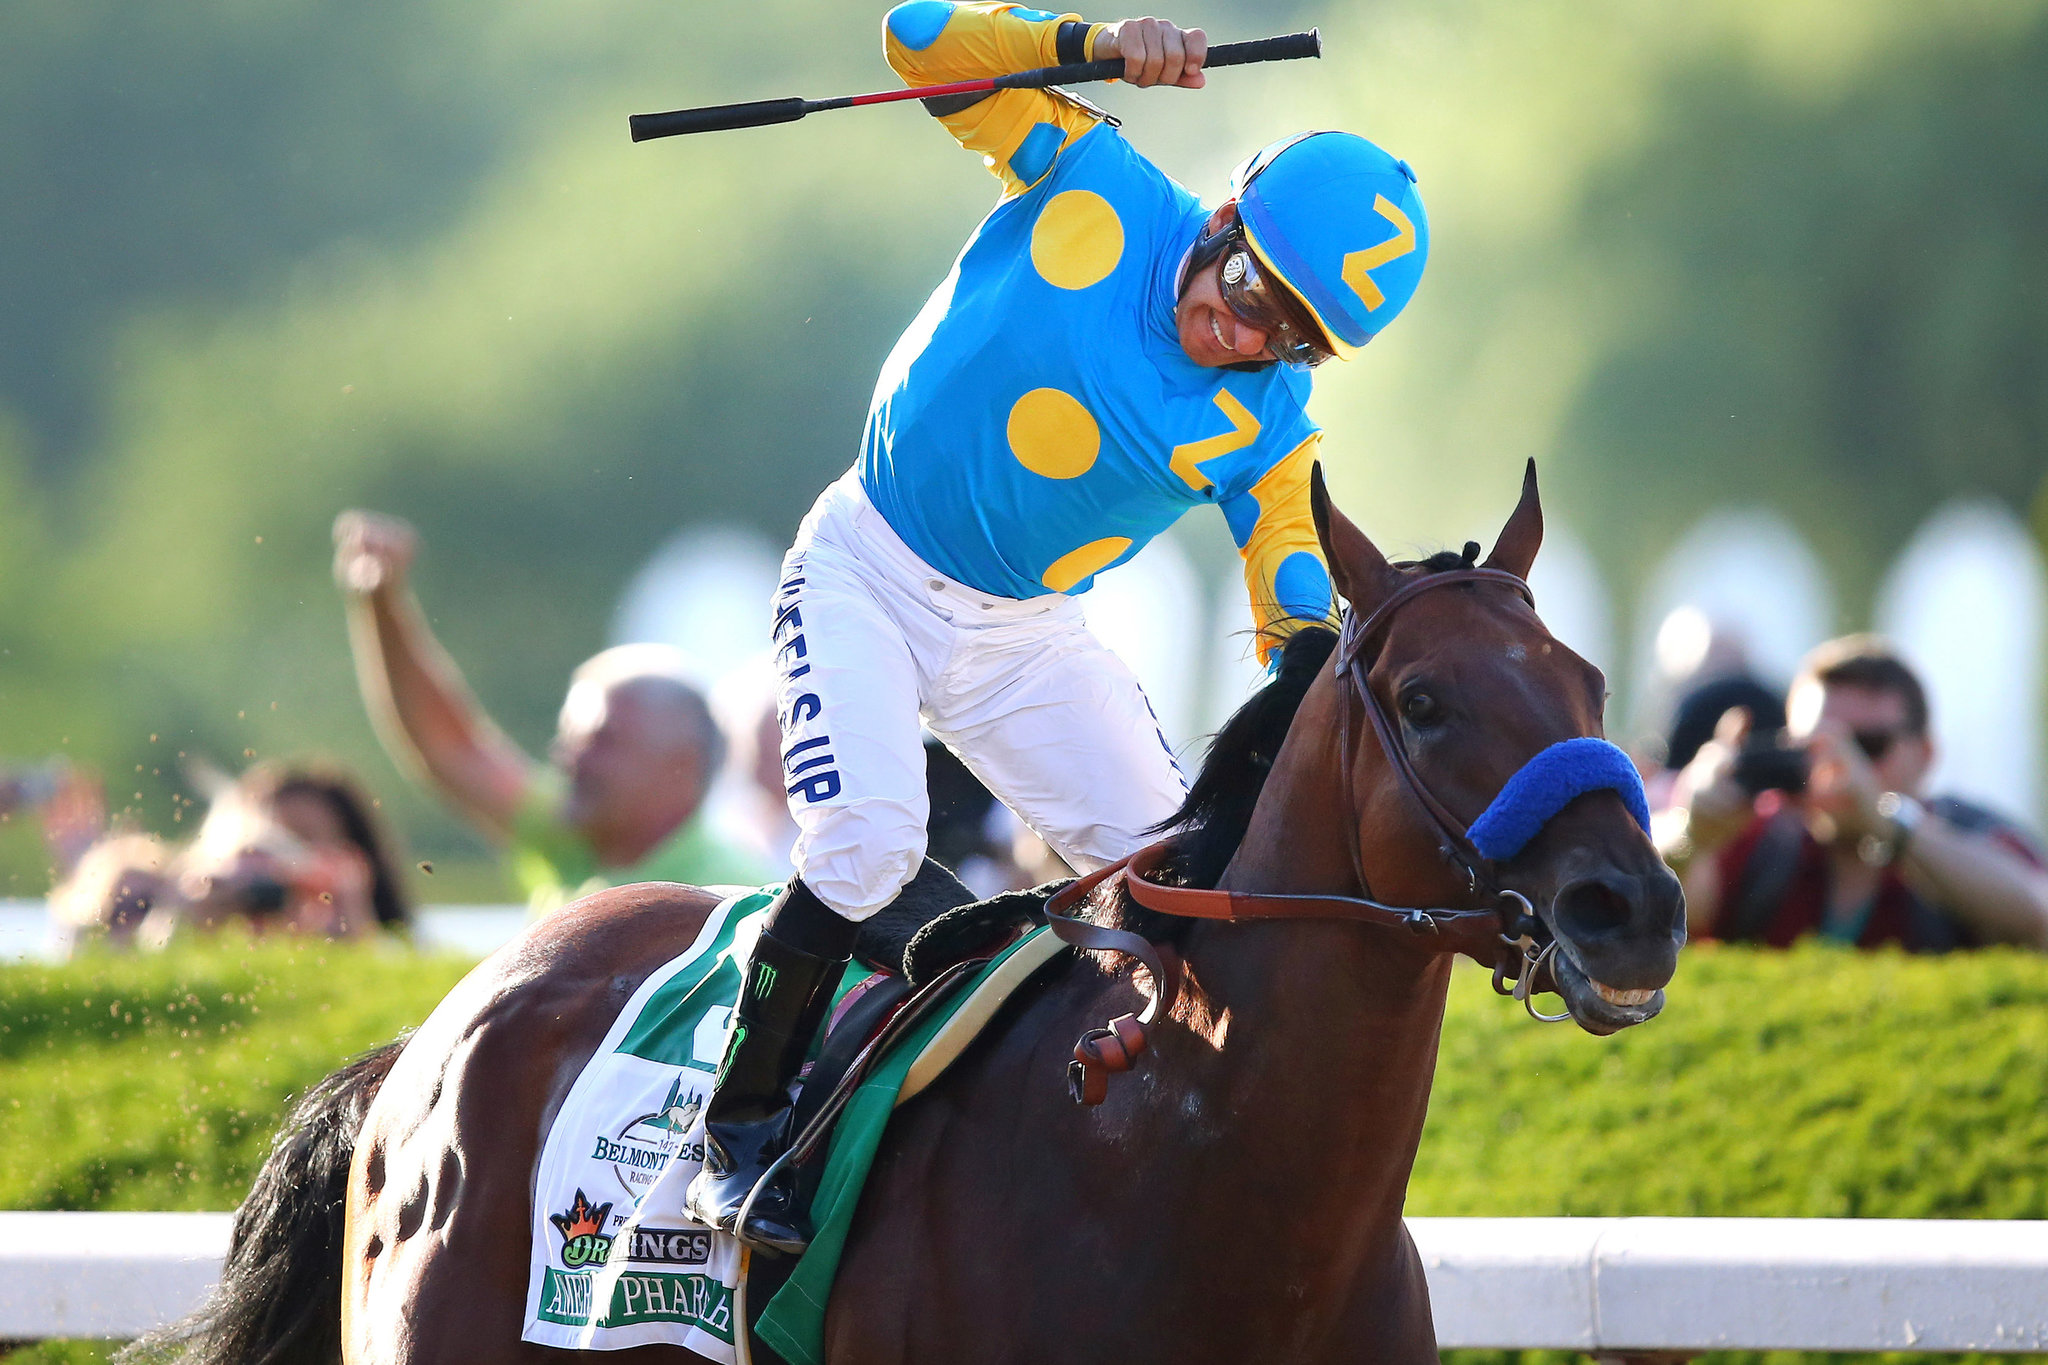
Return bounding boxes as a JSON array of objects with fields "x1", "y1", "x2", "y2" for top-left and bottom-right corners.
[
  {"x1": 549, "y1": 1189, "x2": 616, "y2": 1269},
  {"x1": 624, "y1": 1227, "x2": 714, "y2": 1265}
]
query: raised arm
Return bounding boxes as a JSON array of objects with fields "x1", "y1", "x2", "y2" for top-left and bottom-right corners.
[
  {"x1": 884, "y1": 3, "x2": 1205, "y2": 196},
  {"x1": 332, "y1": 511, "x2": 533, "y2": 842},
  {"x1": 1216, "y1": 435, "x2": 1339, "y2": 666}
]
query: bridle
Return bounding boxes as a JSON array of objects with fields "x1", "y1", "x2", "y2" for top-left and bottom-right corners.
[
  {"x1": 1046, "y1": 565, "x2": 1570, "y2": 1106},
  {"x1": 1337, "y1": 567, "x2": 1532, "y2": 899},
  {"x1": 1334, "y1": 566, "x2": 1568, "y2": 1019}
]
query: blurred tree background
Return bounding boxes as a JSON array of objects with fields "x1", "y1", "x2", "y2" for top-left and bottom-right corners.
[{"x1": 1, "y1": 0, "x2": 2043, "y2": 892}]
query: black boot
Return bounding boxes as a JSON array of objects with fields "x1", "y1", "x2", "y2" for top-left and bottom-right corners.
[{"x1": 684, "y1": 878, "x2": 855, "y2": 1255}]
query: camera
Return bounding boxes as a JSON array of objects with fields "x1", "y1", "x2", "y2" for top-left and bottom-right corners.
[
  {"x1": 191, "y1": 870, "x2": 292, "y2": 917},
  {"x1": 229, "y1": 874, "x2": 291, "y2": 916},
  {"x1": 1732, "y1": 732, "x2": 1809, "y2": 796}
]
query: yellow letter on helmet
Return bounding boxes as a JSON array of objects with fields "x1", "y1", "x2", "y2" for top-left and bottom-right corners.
[{"x1": 1340, "y1": 197, "x2": 1418, "y2": 313}]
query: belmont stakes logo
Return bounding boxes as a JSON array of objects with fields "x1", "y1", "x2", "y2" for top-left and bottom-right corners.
[
  {"x1": 548, "y1": 1190, "x2": 616, "y2": 1269},
  {"x1": 592, "y1": 1074, "x2": 705, "y2": 1200}
]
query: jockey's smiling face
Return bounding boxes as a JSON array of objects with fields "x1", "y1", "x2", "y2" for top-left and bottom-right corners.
[
  {"x1": 1177, "y1": 207, "x2": 1277, "y2": 367},
  {"x1": 1175, "y1": 204, "x2": 1335, "y2": 369}
]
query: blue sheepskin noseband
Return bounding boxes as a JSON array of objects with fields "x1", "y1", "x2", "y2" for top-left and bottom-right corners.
[{"x1": 1466, "y1": 737, "x2": 1651, "y2": 862}]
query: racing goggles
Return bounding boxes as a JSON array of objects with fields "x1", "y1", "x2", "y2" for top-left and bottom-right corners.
[{"x1": 1218, "y1": 233, "x2": 1336, "y2": 368}]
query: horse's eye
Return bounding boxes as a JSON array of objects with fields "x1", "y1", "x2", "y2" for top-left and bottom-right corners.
[{"x1": 1401, "y1": 690, "x2": 1441, "y2": 726}]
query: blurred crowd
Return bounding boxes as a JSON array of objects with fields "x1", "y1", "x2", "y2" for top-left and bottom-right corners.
[
  {"x1": 8, "y1": 512, "x2": 2045, "y2": 961},
  {"x1": 6, "y1": 756, "x2": 413, "y2": 955},
  {"x1": 4, "y1": 510, "x2": 1056, "y2": 958}
]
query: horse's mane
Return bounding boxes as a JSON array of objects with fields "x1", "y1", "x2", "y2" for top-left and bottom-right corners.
[
  {"x1": 1116, "y1": 544, "x2": 1481, "y2": 937},
  {"x1": 1149, "y1": 624, "x2": 1339, "y2": 891}
]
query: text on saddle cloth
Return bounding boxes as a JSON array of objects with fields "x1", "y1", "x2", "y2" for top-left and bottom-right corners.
[{"x1": 521, "y1": 886, "x2": 1065, "y2": 1364}]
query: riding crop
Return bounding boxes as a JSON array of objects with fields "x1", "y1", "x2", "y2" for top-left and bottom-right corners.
[{"x1": 628, "y1": 29, "x2": 1321, "y2": 142}]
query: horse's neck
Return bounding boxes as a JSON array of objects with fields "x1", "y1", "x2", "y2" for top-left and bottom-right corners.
[{"x1": 1155, "y1": 726, "x2": 1454, "y2": 1245}]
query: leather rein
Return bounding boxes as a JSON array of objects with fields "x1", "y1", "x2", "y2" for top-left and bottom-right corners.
[{"x1": 1045, "y1": 566, "x2": 1563, "y2": 1106}]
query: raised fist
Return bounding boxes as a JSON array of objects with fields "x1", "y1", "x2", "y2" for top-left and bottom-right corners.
[
  {"x1": 333, "y1": 510, "x2": 419, "y2": 596},
  {"x1": 1095, "y1": 17, "x2": 1208, "y2": 89}
]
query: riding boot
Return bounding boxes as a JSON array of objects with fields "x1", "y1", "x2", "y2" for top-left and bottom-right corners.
[{"x1": 683, "y1": 878, "x2": 856, "y2": 1255}]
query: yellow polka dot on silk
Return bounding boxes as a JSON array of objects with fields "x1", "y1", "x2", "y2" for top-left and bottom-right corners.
[
  {"x1": 1041, "y1": 537, "x2": 1133, "y2": 593},
  {"x1": 1007, "y1": 387, "x2": 1100, "y2": 480},
  {"x1": 1030, "y1": 190, "x2": 1123, "y2": 290}
]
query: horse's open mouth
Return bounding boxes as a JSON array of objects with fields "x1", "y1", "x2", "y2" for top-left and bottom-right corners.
[{"x1": 1542, "y1": 943, "x2": 1665, "y2": 1036}]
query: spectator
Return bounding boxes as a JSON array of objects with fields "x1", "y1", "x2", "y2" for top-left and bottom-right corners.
[
  {"x1": 17, "y1": 761, "x2": 165, "y2": 956},
  {"x1": 1644, "y1": 672, "x2": 1787, "y2": 821},
  {"x1": 1, "y1": 758, "x2": 116, "y2": 884},
  {"x1": 175, "y1": 760, "x2": 412, "y2": 941},
  {"x1": 46, "y1": 832, "x2": 175, "y2": 955},
  {"x1": 1633, "y1": 608, "x2": 1783, "y2": 814},
  {"x1": 1637, "y1": 608, "x2": 1766, "y2": 752},
  {"x1": 334, "y1": 511, "x2": 766, "y2": 913},
  {"x1": 45, "y1": 760, "x2": 409, "y2": 952},
  {"x1": 1663, "y1": 635, "x2": 2048, "y2": 951}
]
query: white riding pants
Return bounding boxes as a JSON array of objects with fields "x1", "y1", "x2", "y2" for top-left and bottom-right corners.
[{"x1": 772, "y1": 473, "x2": 1186, "y2": 920}]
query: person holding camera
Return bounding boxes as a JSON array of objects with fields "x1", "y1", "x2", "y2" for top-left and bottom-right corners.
[
  {"x1": 173, "y1": 761, "x2": 411, "y2": 941},
  {"x1": 1661, "y1": 635, "x2": 2048, "y2": 951}
]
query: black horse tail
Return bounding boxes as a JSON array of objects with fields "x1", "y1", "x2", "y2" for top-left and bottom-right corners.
[{"x1": 121, "y1": 1037, "x2": 407, "y2": 1365}]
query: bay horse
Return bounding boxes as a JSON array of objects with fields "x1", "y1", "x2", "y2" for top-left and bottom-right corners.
[{"x1": 149, "y1": 465, "x2": 1682, "y2": 1365}]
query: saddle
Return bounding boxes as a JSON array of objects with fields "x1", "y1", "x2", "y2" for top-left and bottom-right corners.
[
  {"x1": 787, "y1": 859, "x2": 1062, "y2": 1199},
  {"x1": 739, "y1": 872, "x2": 1067, "y2": 1363},
  {"x1": 848, "y1": 858, "x2": 1062, "y2": 984},
  {"x1": 524, "y1": 870, "x2": 1067, "y2": 1365}
]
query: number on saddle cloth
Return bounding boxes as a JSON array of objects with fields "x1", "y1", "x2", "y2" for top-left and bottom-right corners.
[{"x1": 1464, "y1": 737, "x2": 1651, "y2": 863}]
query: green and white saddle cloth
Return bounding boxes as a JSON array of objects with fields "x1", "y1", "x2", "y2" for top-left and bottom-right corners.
[{"x1": 521, "y1": 886, "x2": 1063, "y2": 1364}]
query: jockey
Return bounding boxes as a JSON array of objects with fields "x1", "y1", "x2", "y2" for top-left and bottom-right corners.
[{"x1": 687, "y1": 0, "x2": 1431, "y2": 1252}]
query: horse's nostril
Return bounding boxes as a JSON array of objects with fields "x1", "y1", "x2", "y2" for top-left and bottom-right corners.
[{"x1": 1552, "y1": 874, "x2": 1633, "y2": 940}]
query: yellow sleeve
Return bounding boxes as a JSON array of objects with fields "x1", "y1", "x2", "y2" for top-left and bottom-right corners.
[
  {"x1": 1227, "y1": 435, "x2": 1340, "y2": 666},
  {"x1": 883, "y1": 2, "x2": 1110, "y2": 198}
]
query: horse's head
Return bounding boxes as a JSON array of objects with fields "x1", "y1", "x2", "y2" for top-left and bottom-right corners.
[{"x1": 1309, "y1": 462, "x2": 1684, "y2": 1034}]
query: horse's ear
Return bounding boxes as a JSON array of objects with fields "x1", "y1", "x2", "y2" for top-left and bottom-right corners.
[
  {"x1": 1311, "y1": 462, "x2": 1398, "y2": 610},
  {"x1": 1484, "y1": 459, "x2": 1543, "y2": 579}
]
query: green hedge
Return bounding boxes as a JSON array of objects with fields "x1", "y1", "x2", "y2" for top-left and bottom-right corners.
[
  {"x1": 0, "y1": 939, "x2": 469, "y2": 1211},
  {"x1": 1414, "y1": 941, "x2": 2048, "y2": 1220},
  {"x1": 4, "y1": 939, "x2": 2047, "y2": 1365}
]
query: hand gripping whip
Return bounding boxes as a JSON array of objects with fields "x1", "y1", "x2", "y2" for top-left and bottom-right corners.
[{"x1": 629, "y1": 29, "x2": 1321, "y2": 142}]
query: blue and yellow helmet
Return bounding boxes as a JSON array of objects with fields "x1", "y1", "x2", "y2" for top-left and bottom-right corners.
[{"x1": 1230, "y1": 131, "x2": 1430, "y2": 360}]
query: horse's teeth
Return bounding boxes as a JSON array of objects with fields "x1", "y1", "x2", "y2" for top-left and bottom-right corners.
[{"x1": 1591, "y1": 981, "x2": 1654, "y2": 1007}]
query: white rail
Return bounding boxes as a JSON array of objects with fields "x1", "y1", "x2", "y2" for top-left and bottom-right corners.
[
  {"x1": 1418, "y1": 1217, "x2": 2048, "y2": 1352},
  {"x1": 0, "y1": 1212, "x2": 232, "y2": 1341},
  {"x1": 2, "y1": 1213, "x2": 2045, "y2": 1349}
]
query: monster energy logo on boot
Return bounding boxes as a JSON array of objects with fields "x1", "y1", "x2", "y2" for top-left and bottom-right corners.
[{"x1": 715, "y1": 1021, "x2": 749, "y2": 1085}]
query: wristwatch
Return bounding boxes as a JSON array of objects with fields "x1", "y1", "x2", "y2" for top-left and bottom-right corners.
[
  {"x1": 1869, "y1": 791, "x2": 1926, "y2": 865},
  {"x1": 1878, "y1": 791, "x2": 1925, "y2": 841}
]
